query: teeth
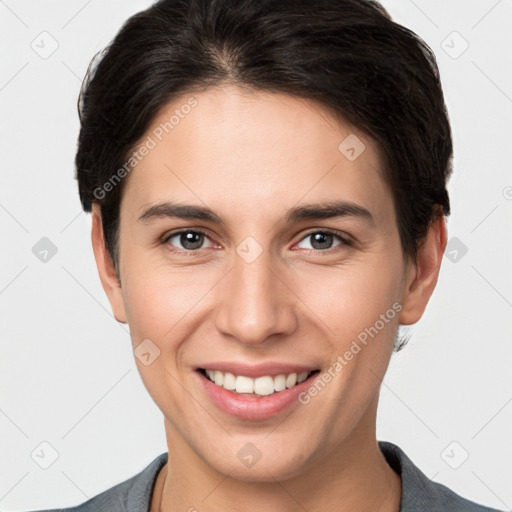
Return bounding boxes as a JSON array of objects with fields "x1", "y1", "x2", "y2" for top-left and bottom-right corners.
[
  {"x1": 285, "y1": 373, "x2": 297, "y2": 388},
  {"x1": 274, "y1": 374, "x2": 286, "y2": 391},
  {"x1": 297, "y1": 371, "x2": 309, "y2": 383},
  {"x1": 254, "y1": 376, "x2": 274, "y2": 396},
  {"x1": 214, "y1": 370, "x2": 223, "y2": 386},
  {"x1": 203, "y1": 369, "x2": 315, "y2": 396},
  {"x1": 223, "y1": 372, "x2": 236, "y2": 390},
  {"x1": 236, "y1": 375, "x2": 254, "y2": 394}
]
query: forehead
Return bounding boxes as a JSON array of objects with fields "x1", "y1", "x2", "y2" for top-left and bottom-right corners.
[{"x1": 121, "y1": 85, "x2": 393, "y2": 227}]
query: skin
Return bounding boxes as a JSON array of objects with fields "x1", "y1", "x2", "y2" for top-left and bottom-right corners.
[{"x1": 91, "y1": 84, "x2": 447, "y2": 512}]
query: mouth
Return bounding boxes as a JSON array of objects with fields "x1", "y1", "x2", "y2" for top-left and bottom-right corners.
[{"x1": 197, "y1": 368, "x2": 321, "y2": 397}]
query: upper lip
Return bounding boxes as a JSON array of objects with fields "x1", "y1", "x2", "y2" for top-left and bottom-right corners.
[{"x1": 197, "y1": 362, "x2": 320, "y2": 379}]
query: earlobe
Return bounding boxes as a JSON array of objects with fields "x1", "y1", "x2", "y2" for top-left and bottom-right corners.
[
  {"x1": 398, "y1": 213, "x2": 447, "y2": 326},
  {"x1": 90, "y1": 204, "x2": 127, "y2": 324}
]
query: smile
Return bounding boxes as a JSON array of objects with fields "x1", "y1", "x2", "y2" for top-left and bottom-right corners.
[{"x1": 199, "y1": 368, "x2": 320, "y2": 397}]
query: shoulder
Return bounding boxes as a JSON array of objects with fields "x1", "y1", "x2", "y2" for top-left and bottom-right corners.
[
  {"x1": 23, "y1": 452, "x2": 168, "y2": 512},
  {"x1": 378, "y1": 441, "x2": 505, "y2": 512}
]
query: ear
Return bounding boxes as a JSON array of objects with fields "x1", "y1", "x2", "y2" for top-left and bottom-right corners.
[
  {"x1": 399, "y1": 212, "x2": 448, "y2": 325},
  {"x1": 90, "y1": 204, "x2": 127, "y2": 323}
]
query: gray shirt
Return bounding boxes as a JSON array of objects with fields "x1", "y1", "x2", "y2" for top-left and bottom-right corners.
[{"x1": 25, "y1": 441, "x2": 504, "y2": 512}]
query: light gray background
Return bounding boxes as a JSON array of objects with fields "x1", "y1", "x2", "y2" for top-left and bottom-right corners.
[{"x1": 1, "y1": 0, "x2": 511, "y2": 510}]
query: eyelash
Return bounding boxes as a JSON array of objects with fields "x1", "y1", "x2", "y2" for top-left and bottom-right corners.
[{"x1": 161, "y1": 229, "x2": 352, "y2": 255}]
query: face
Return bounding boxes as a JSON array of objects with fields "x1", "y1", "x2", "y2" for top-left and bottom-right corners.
[{"x1": 93, "y1": 84, "x2": 437, "y2": 482}]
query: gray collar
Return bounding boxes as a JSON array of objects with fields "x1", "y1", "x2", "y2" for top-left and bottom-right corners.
[
  {"x1": 378, "y1": 440, "x2": 502, "y2": 511},
  {"x1": 61, "y1": 441, "x2": 502, "y2": 512}
]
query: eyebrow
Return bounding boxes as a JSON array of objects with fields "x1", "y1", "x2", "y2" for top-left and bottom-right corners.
[
  {"x1": 285, "y1": 201, "x2": 375, "y2": 226},
  {"x1": 138, "y1": 202, "x2": 224, "y2": 224},
  {"x1": 138, "y1": 200, "x2": 375, "y2": 227}
]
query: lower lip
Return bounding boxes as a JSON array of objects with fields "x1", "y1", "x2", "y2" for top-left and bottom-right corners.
[{"x1": 195, "y1": 369, "x2": 320, "y2": 420}]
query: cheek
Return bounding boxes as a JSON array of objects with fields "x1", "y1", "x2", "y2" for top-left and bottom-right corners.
[
  {"x1": 295, "y1": 256, "x2": 402, "y2": 340},
  {"x1": 121, "y1": 268, "x2": 210, "y2": 407},
  {"x1": 120, "y1": 241, "x2": 225, "y2": 351},
  {"x1": 123, "y1": 270, "x2": 203, "y2": 343}
]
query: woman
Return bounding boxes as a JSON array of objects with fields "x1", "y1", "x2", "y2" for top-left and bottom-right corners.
[{"x1": 28, "y1": 0, "x2": 504, "y2": 510}]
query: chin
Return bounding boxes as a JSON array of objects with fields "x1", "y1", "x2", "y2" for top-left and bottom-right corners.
[{"x1": 203, "y1": 442, "x2": 315, "y2": 483}]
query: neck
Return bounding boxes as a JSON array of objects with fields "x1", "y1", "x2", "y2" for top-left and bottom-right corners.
[{"x1": 152, "y1": 399, "x2": 401, "y2": 512}]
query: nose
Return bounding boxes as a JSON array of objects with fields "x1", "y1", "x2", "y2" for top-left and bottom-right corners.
[{"x1": 214, "y1": 246, "x2": 298, "y2": 346}]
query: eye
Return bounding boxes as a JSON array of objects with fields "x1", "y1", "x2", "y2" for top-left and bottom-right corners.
[
  {"x1": 164, "y1": 230, "x2": 214, "y2": 251},
  {"x1": 162, "y1": 229, "x2": 350, "y2": 253},
  {"x1": 296, "y1": 230, "x2": 350, "y2": 251}
]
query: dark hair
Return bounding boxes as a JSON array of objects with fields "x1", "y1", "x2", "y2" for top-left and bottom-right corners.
[{"x1": 75, "y1": 0, "x2": 453, "y2": 349}]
